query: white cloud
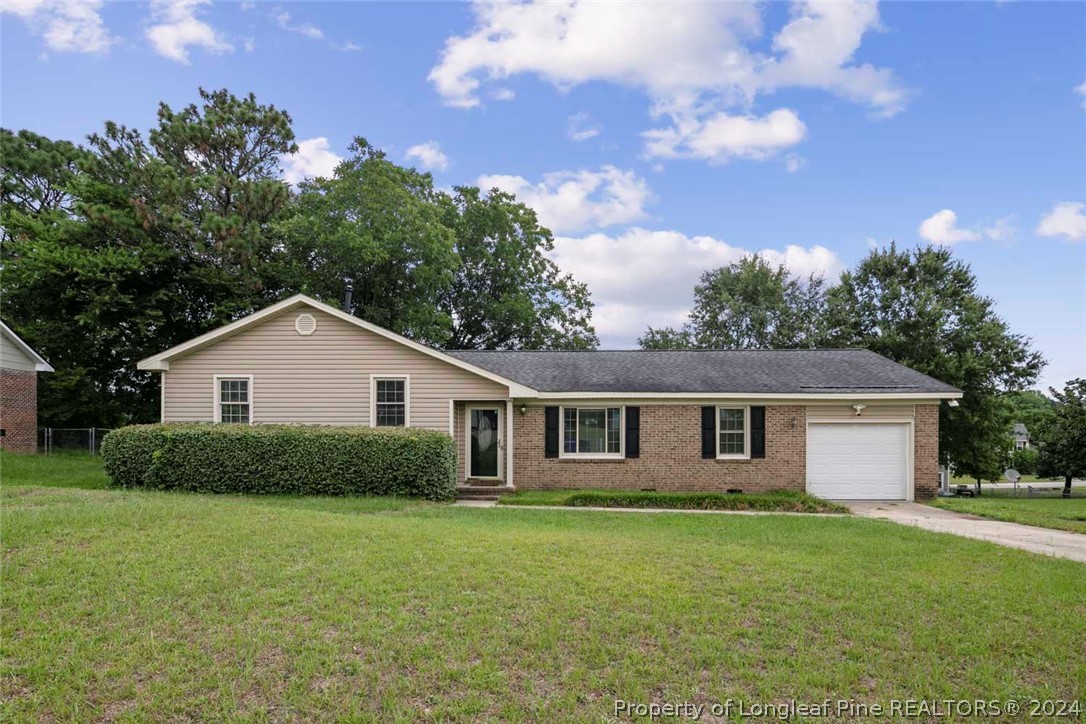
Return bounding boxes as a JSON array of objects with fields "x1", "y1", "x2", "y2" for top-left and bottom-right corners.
[
  {"x1": 146, "y1": 0, "x2": 232, "y2": 64},
  {"x1": 491, "y1": 88, "x2": 516, "y2": 101},
  {"x1": 642, "y1": 108, "x2": 807, "y2": 163},
  {"x1": 567, "y1": 112, "x2": 602, "y2": 142},
  {"x1": 478, "y1": 166, "x2": 652, "y2": 234},
  {"x1": 2, "y1": 0, "x2": 113, "y2": 54},
  {"x1": 282, "y1": 137, "x2": 342, "y2": 185},
  {"x1": 983, "y1": 215, "x2": 1016, "y2": 243},
  {"x1": 550, "y1": 227, "x2": 842, "y2": 345},
  {"x1": 918, "y1": 209, "x2": 980, "y2": 245},
  {"x1": 340, "y1": 40, "x2": 363, "y2": 52},
  {"x1": 784, "y1": 155, "x2": 804, "y2": 173},
  {"x1": 273, "y1": 10, "x2": 324, "y2": 40},
  {"x1": 242, "y1": 37, "x2": 255, "y2": 52},
  {"x1": 1076, "y1": 79, "x2": 1086, "y2": 111},
  {"x1": 405, "y1": 141, "x2": 450, "y2": 172},
  {"x1": 429, "y1": 1, "x2": 905, "y2": 161},
  {"x1": 1036, "y1": 202, "x2": 1086, "y2": 242}
]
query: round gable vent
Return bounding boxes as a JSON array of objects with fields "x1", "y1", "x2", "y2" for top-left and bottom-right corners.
[{"x1": 295, "y1": 313, "x2": 318, "y2": 336}]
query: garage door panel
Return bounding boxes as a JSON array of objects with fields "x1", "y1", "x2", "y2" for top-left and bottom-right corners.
[{"x1": 807, "y1": 423, "x2": 909, "y2": 500}]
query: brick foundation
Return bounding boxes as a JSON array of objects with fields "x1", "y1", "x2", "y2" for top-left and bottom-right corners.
[
  {"x1": 512, "y1": 405, "x2": 807, "y2": 493},
  {"x1": 0, "y1": 369, "x2": 38, "y2": 454}
]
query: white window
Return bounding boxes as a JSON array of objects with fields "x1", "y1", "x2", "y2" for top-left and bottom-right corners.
[
  {"x1": 561, "y1": 406, "x2": 623, "y2": 457},
  {"x1": 717, "y1": 406, "x2": 749, "y2": 459},
  {"x1": 371, "y1": 376, "x2": 409, "y2": 427},
  {"x1": 214, "y1": 376, "x2": 252, "y2": 424}
]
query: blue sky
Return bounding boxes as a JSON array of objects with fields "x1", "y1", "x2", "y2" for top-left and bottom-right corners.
[{"x1": 3, "y1": 0, "x2": 1084, "y2": 390}]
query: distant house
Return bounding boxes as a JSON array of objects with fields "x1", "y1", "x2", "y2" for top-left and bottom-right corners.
[
  {"x1": 1013, "y1": 423, "x2": 1031, "y2": 451},
  {"x1": 0, "y1": 322, "x2": 53, "y2": 454},
  {"x1": 137, "y1": 295, "x2": 963, "y2": 501}
]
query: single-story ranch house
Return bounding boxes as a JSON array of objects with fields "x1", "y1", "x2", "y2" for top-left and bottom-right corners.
[{"x1": 138, "y1": 295, "x2": 962, "y2": 501}]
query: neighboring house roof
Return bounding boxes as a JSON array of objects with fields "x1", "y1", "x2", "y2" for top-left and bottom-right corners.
[
  {"x1": 0, "y1": 321, "x2": 54, "y2": 372},
  {"x1": 1013, "y1": 423, "x2": 1030, "y2": 440},
  {"x1": 136, "y1": 295, "x2": 537, "y2": 397},
  {"x1": 446, "y1": 349, "x2": 962, "y2": 398}
]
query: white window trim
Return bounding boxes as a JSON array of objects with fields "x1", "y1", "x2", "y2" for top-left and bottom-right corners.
[
  {"x1": 213, "y1": 374, "x2": 254, "y2": 424},
  {"x1": 716, "y1": 405, "x2": 750, "y2": 460},
  {"x1": 369, "y1": 374, "x2": 411, "y2": 428},
  {"x1": 558, "y1": 405, "x2": 625, "y2": 459},
  {"x1": 465, "y1": 404, "x2": 504, "y2": 480}
]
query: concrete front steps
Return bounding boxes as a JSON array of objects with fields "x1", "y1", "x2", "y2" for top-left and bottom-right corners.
[{"x1": 455, "y1": 485, "x2": 514, "y2": 502}]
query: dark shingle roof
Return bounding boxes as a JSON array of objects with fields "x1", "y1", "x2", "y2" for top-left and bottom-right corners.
[{"x1": 445, "y1": 348, "x2": 961, "y2": 395}]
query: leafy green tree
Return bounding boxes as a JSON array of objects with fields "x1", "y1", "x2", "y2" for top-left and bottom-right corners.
[
  {"x1": 280, "y1": 138, "x2": 458, "y2": 345},
  {"x1": 0, "y1": 129, "x2": 86, "y2": 223},
  {"x1": 1002, "y1": 390, "x2": 1054, "y2": 435},
  {"x1": 823, "y1": 244, "x2": 1045, "y2": 477},
  {"x1": 1, "y1": 89, "x2": 298, "y2": 426},
  {"x1": 639, "y1": 255, "x2": 827, "y2": 350},
  {"x1": 1010, "y1": 447, "x2": 1039, "y2": 476},
  {"x1": 1035, "y1": 379, "x2": 1086, "y2": 497},
  {"x1": 638, "y1": 327, "x2": 693, "y2": 350},
  {"x1": 437, "y1": 186, "x2": 597, "y2": 350}
]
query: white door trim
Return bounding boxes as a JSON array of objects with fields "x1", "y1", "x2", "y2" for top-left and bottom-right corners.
[{"x1": 465, "y1": 404, "x2": 503, "y2": 481}]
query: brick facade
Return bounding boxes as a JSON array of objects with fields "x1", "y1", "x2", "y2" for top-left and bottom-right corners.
[
  {"x1": 913, "y1": 404, "x2": 940, "y2": 500},
  {"x1": 512, "y1": 404, "x2": 807, "y2": 493},
  {"x1": 0, "y1": 368, "x2": 38, "y2": 454},
  {"x1": 509, "y1": 402, "x2": 941, "y2": 500}
]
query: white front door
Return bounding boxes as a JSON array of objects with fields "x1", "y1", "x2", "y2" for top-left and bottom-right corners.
[
  {"x1": 466, "y1": 406, "x2": 502, "y2": 480},
  {"x1": 807, "y1": 422, "x2": 910, "y2": 500}
]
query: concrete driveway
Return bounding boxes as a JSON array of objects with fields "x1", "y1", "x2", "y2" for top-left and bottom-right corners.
[{"x1": 847, "y1": 501, "x2": 1086, "y2": 563}]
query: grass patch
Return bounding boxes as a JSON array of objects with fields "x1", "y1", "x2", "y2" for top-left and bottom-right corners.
[
  {"x1": 1, "y1": 451, "x2": 110, "y2": 490},
  {"x1": 932, "y1": 496, "x2": 1086, "y2": 534},
  {"x1": 498, "y1": 488, "x2": 849, "y2": 513},
  {"x1": 2, "y1": 457, "x2": 1084, "y2": 719}
]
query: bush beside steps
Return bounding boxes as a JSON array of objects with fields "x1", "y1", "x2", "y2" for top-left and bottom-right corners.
[
  {"x1": 498, "y1": 489, "x2": 849, "y2": 514},
  {"x1": 101, "y1": 423, "x2": 457, "y2": 501}
]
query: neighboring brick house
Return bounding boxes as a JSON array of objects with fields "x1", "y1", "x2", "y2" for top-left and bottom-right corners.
[
  {"x1": 0, "y1": 321, "x2": 53, "y2": 454},
  {"x1": 138, "y1": 295, "x2": 962, "y2": 501}
]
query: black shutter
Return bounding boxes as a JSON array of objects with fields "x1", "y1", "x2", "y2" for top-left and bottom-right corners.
[
  {"x1": 750, "y1": 406, "x2": 766, "y2": 459},
  {"x1": 544, "y1": 406, "x2": 559, "y2": 458},
  {"x1": 701, "y1": 406, "x2": 716, "y2": 459},
  {"x1": 625, "y1": 406, "x2": 640, "y2": 458}
]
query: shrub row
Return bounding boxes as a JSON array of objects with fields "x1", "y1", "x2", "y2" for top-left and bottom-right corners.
[
  {"x1": 101, "y1": 423, "x2": 457, "y2": 501},
  {"x1": 499, "y1": 489, "x2": 849, "y2": 513}
]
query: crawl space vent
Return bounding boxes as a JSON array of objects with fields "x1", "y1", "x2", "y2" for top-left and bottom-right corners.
[{"x1": 295, "y1": 313, "x2": 318, "y2": 336}]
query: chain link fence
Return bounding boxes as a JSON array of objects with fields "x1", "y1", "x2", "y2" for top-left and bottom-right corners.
[{"x1": 38, "y1": 428, "x2": 114, "y2": 455}]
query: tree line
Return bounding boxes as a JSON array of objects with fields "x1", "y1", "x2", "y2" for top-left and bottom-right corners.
[
  {"x1": 1, "y1": 89, "x2": 596, "y2": 428},
  {"x1": 639, "y1": 252, "x2": 1082, "y2": 492}
]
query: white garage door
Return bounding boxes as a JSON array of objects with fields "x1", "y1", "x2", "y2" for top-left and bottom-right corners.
[{"x1": 807, "y1": 423, "x2": 909, "y2": 500}]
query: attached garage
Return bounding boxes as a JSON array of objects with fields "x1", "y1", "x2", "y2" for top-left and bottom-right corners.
[{"x1": 806, "y1": 422, "x2": 911, "y2": 500}]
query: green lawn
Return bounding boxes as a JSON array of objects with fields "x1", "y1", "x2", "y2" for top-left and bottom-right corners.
[
  {"x1": 498, "y1": 488, "x2": 848, "y2": 513},
  {"x1": 932, "y1": 496, "x2": 1086, "y2": 535},
  {"x1": 3, "y1": 454, "x2": 1085, "y2": 720}
]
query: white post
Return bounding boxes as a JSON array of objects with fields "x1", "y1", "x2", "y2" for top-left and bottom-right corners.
[{"x1": 505, "y1": 399, "x2": 514, "y2": 489}]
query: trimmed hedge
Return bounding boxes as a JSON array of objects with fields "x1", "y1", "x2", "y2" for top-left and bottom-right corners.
[
  {"x1": 101, "y1": 423, "x2": 457, "y2": 501},
  {"x1": 498, "y1": 489, "x2": 849, "y2": 513}
]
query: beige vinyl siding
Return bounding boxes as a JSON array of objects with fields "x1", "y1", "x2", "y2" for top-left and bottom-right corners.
[
  {"x1": 806, "y1": 403, "x2": 916, "y2": 421},
  {"x1": 0, "y1": 331, "x2": 36, "y2": 372},
  {"x1": 163, "y1": 308, "x2": 509, "y2": 431}
]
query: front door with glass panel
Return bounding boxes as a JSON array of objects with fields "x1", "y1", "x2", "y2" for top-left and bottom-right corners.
[{"x1": 468, "y1": 406, "x2": 502, "y2": 479}]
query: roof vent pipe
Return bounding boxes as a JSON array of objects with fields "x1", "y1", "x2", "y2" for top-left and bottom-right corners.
[{"x1": 343, "y1": 284, "x2": 354, "y2": 314}]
